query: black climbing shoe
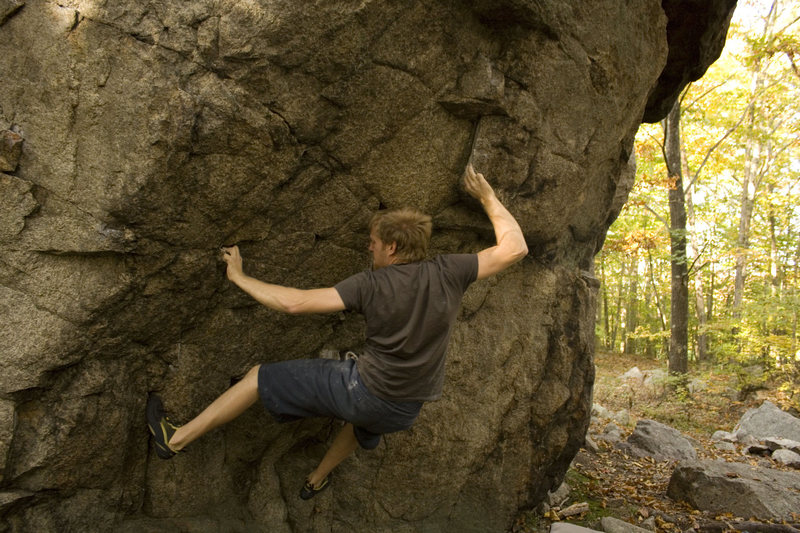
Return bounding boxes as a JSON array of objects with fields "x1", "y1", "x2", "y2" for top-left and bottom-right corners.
[
  {"x1": 300, "y1": 475, "x2": 331, "y2": 500},
  {"x1": 146, "y1": 393, "x2": 181, "y2": 459}
]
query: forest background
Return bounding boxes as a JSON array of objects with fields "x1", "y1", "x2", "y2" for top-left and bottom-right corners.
[{"x1": 596, "y1": 0, "x2": 800, "y2": 411}]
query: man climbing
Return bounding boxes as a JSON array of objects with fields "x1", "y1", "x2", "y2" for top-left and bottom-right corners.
[{"x1": 147, "y1": 163, "x2": 528, "y2": 499}]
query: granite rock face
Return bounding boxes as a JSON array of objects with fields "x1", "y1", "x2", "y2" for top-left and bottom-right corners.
[
  {"x1": 1, "y1": 0, "x2": 733, "y2": 530},
  {"x1": 643, "y1": 0, "x2": 738, "y2": 122}
]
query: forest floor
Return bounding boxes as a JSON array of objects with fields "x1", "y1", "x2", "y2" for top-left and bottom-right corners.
[{"x1": 510, "y1": 351, "x2": 800, "y2": 533}]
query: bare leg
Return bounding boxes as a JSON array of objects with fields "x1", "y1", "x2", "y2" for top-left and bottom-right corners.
[
  {"x1": 168, "y1": 364, "x2": 261, "y2": 451},
  {"x1": 306, "y1": 423, "x2": 359, "y2": 487}
]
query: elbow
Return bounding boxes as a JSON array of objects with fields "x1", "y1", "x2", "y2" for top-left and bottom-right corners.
[
  {"x1": 285, "y1": 296, "x2": 315, "y2": 315},
  {"x1": 512, "y1": 241, "x2": 528, "y2": 263},
  {"x1": 284, "y1": 302, "x2": 306, "y2": 315},
  {"x1": 499, "y1": 234, "x2": 528, "y2": 265},
  {"x1": 282, "y1": 289, "x2": 312, "y2": 315}
]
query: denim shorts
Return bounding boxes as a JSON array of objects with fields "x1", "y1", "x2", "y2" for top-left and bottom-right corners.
[{"x1": 257, "y1": 358, "x2": 423, "y2": 449}]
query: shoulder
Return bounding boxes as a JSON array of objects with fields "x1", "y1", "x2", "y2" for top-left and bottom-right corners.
[
  {"x1": 334, "y1": 270, "x2": 374, "y2": 311},
  {"x1": 433, "y1": 253, "x2": 478, "y2": 270},
  {"x1": 432, "y1": 254, "x2": 479, "y2": 286},
  {"x1": 335, "y1": 269, "x2": 372, "y2": 289}
]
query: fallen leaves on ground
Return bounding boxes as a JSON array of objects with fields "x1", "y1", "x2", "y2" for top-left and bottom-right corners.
[{"x1": 511, "y1": 352, "x2": 800, "y2": 533}]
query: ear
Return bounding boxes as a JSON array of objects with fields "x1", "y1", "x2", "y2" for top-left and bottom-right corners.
[{"x1": 387, "y1": 241, "x2": 398, "y2": 256}]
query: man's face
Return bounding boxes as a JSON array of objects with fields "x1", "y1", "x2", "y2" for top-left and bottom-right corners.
[{"x1": 369, "y1": 229, "x2": 395, "y2": 270}]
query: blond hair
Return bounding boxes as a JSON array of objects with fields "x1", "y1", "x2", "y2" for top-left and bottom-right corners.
[{"x1": 369, "y1": 208, "x2": 432, "y2": 263}]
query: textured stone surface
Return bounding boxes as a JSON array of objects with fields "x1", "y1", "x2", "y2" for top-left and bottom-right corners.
[
  {"x1": 550, "y1": 523, "x2": 601, "y2": 533},
  {"x1": 734, "y1": 401, "x2": 800, "y2": 442},
  {"x1": 0, "y1": 130, "x2": 24, "y2": 172},
  {"x1": 667, "y1": 459, "x2": 800, "y2": 521},
  {"x1": 0, "y1": 0, "x2": 23, "y2": 26},
  {"x1": 642, "y1": 0, "x2": 738, "y2": 122},
  {"x1": 0, "y1": 0, "x2": 733, "y2": 530},
  {"x1": 618, "y1": 419, "x2": 698, "y2": 461},
  {"x1": 764, "y1": 437, "x2": 800, "y2": 454},
  {"x1": 772, "y1": 449, "x2": 800, "y2": 468},
  {"x1": 601, "y1": 516, "x2": 653, "y2": 533},
  {"x1": 0, "y1": 400, "x2": 15, "y2": 483}
]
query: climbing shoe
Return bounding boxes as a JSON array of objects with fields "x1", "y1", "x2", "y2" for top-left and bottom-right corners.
[
  {"x1": 146, "y1": 393, "x2": 181, "y2": 459},
  {"x1": 300, "y1": 475, "x2": 331, "y2": 500}
]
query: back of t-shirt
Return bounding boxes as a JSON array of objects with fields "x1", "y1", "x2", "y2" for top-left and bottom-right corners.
[{"x1": 334, "y1": 254, "x2": 478, "y2": 402}]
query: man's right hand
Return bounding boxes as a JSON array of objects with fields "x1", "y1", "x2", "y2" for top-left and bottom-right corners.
[
  {"x1": 463, "y1": 163, "x2": 496, "y2": 204},
  {"x1": 462, "y1": 164, "x2": 528, "y2": 280},
  {"x1": 221, "y1": 245, "x2": 244, "y2": 281}
]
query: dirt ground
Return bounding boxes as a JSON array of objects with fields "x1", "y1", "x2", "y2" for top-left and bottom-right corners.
[{"x1": 510, "y1": 352, "x2": 800, "y2": 533}]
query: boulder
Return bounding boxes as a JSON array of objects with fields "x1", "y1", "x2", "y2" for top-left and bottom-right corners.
[
  {"x1": 600, "y1": 516, "x2": 653, "y2": 533},
  {"x1": 598, "y1": 422, "x2": 623, "y2": 444},
  {"x1": 745, "y1": 443, "x2": 773, "y2": 457},
  {"x1": 643, "y1": 369, "x2": 668, "y2": 389},
  {"x1": 642, "y1": 0, "x2": 738, "y2": 122},
  {"x1": 0, "y1": 129, "x2": 23, "y2": 171},
  {"x1": 711, "y1": 430, "x2": 736, "y2": 443},
  {"x1": 763, "y1": 437, "x2": 800, "y2": 454},
  {"x1": 734, "y1": 401, "x2": 800, "y2": 442},
  {"x1": 546, "y1": 481, "x2": 571, "y2": 506},
  {"x1": 667, "y1": 459, "x2": 800, "y2": 521},
  {"x1": 713, "y1": 442, "x2": 736, "y2": 452},
  {"x1": 617, "y1": 419, "x2": 697, "y2": 461},
  {"x1": 550, "y1": 523, "x2": 601, "y2": 533},
  {"x1": 612, "y1": 409, "x2": 631, "y2": 427},
  {"x1": 639, "y1": 516, "x2": 656, "y2": 531},
  {"x1": 0, "y1": 399, "x2": 15, "y2": 482},
  {"x1": 0, "y1": 0, "x2": 24, "y2": 26},
  {"x1": 737, "y1": 433, "x2": 760, "y2": 447},
  {"x1": 621, "y1": 367, "x2": 644, "y2": 383},
  {"x1": 772, "y1": 449, "x2": 800, "y2": 468},
  {"x1": 0, "y1": 0, "x2": 735, "y2": 530},
  {"x1": 0, "y1": 491, "x2": 34, "y2": 514},
  {"x1": 593, "y1": 403, "x2": 612, "y2": 420}
]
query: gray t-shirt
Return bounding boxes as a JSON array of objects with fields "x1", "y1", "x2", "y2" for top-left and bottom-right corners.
[{"x1": 334, "y1": 254, "x2": 478, "y2": 402}]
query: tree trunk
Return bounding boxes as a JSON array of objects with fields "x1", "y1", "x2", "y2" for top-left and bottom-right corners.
[
  {"x1": 600, "y1": 252, "x2": 611, "y2": 350},
  {"x1": 793, "y1": 241, "x2": 800, "y2": 368},
  {"x1": 612, "y1": 260, "x2": 624, "y2": 352},
  {"x1": 683, "y1": 156, "x2": 709, "y2": 362},
  {"x1": 625, "y1": 251, "x2": 639, "y2": 354},
  {"x1": 647, "y1": 248, "x2": 668, "y2": 331},
  {"x1": 708, "y1": 262, "x2": 715, "y2": 322},
  {"x1": 664, "y1": 100, "x2": 689, "y2": 374},
  {"x1": 733, "y1": 139, "x2": 757, "y2": 319},
  {"x1": 733, "y1": 1, "x2": 775, "y2": 320}
]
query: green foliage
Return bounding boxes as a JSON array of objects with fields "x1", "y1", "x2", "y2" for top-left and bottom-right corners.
[
  {"x1": 595, "y1": 0, "x2": 800, "y2": 395},
  {"x1": 777, "y1": 377, "x2": 800, "y2": 412},
  {"x1": 733, "y1": 363, "x2": 770, "y2": 400},
  {"x1": 562, "y1": 468, "x2": 622, "y2": 522}
]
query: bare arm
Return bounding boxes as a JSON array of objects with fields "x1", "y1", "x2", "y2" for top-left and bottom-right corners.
[
  {"x1": 463, "y1": 164, "x2": 528, "y2": 280},
  {"x1": 221, "y1": 246, "x2": 346, "y2": 314}
]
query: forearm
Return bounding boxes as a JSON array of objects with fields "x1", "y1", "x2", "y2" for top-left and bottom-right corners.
[
  {"x1": 481, "y1": 194, "x2": 528, "y2": 259},
  {"x1": 463, "y1": 164, "x2": 528, "y2": 279},
  {"x1": 229, "y1": 273, "x2": 307, "y2": 314}
]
